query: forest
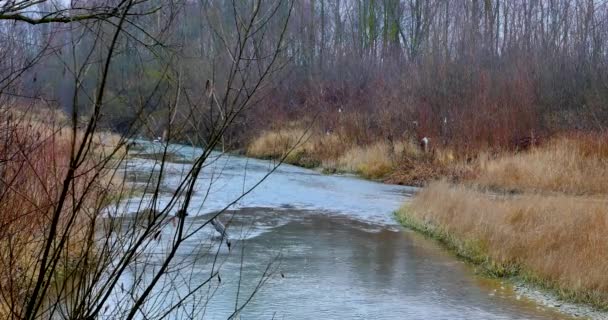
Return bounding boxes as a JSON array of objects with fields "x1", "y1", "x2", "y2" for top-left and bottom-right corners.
[{"x1": 7, "y1": 1, "x2": 608, "y2": 149}]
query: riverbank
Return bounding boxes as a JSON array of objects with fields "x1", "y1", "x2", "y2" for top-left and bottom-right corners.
[
  {"x1": 246, "y1": 127, "x2": 472, "y2": 186},
  {"x1": 248, "y1": 127, "x2": 608, "y2": 317},
  {"x1": 394, "y1": 134, "x2": 608, "y2": 317},
  {"x1": 396, "y1": 190, "x2": 608, "y2": 319},
  {"x1": 398, "y1": 208, "x2": 608, "y2": 320}
]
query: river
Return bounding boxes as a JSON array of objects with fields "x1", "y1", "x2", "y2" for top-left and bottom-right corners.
[{"x1": 111, "y1": 141, "x2": 569, "y2": 319}]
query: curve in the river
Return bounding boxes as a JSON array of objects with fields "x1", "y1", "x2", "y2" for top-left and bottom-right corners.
[{"x1": 109, "y1": 141, "x2": 571, "y2": 319}]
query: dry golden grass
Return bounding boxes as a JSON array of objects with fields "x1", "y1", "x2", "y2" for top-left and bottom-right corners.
[
  {"x1": 7, "y1": 108, "x2": 126, "y2": 159},
  {"x1": 400, "y1": 181, "x2": 608, "y2": 307},
  {"x1": 247, "y1": 127, "x2": 429, "y2": 180},
  {"x1": 338, "y1": 142, "x2": 395, "y2": 179},
  {"x1": 324, "y1": 140, "x2": 421, "y2": 179},
  {"x1": 0, "y1": 110, "x2": 122, "y2": 316},
  {"x1": 248, "y1": 127, "x2": 608, "y2": 193},
  {"x1": 247, "y1": 128, "x2": 312, "y2": 159},
  {"x1": 247, "y1": 128, "x2": 350, "y2": 168},
  {"x1": 476, "y1": 135, "x2": 608, "y2": 195},
  {"x1": 246, "y1": 128, "x2": 317, "y2": 166},
  {"x1": 400, "y1": 135, "x2": 608, "y2": 308}
]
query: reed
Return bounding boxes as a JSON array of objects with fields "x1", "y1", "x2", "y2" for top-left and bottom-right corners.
[
  {"x1": 0, "y1": 111, "x2": 121, "y2": 315},
  {"x1": 400, "y1": 180, "x2": 608, "y2": 308},
  {"x1": 476, "y1": 134, "x2": 608, "y2": 195}
]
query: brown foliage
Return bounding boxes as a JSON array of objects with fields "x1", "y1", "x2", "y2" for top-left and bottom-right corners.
[
  {"x1": 0, "y1": 110, "x2": 118, "y2": 315},
  {"x1": 403, "y1": 181, "x2": 608, "y2": 307},
  {"x1": 475, "y1": 133, "x2": 608, "y2": 195}
]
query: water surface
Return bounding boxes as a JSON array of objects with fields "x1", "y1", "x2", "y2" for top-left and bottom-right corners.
[{"x1": 112, "y1": 142, "x2": 568, "y2": 319}]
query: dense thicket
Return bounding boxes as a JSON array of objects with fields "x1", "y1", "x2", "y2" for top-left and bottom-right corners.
[
  {"x1": 3, "y1": 0, "x2": 608, "y2": 151},
  {"x1": 271, "y1": 0, "x2": 608, "y2": 153}
]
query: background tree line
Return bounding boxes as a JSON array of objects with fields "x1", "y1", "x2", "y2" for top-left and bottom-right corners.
[
  {"x1": 4, "y1": 0, "x2": 608, "y2": 152},
  {"x1": 274, "y1": 0, "x2": 608, "y2": 153}
]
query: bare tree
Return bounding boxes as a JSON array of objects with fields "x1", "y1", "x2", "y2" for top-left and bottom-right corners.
[{"x1": 0, "y1": 0, "x2": 294, "y2": 319}]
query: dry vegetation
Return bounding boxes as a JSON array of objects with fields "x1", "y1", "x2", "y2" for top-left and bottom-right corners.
[
  {"x1": 247, "y1": 127, "x2": 403, "y2": 179},
  {"x1": 398, "y1": 182, "x2": 608, "y2": 307},
  {"x1": 0, "y1": 110, "x2": 122, "y2": 316},
  {"x1": 475, "y1": 134, "x2": 608, "y2": 195},
  {"x1": 398, "y1": 134, "x2": 608, "y2": 308},
  {"x1": 324, "y1": 141, "x2": 398, "y2": 179},
  {"x1": 324, "y1": 140, "x2": 423, "y2": 179},
  {"x1": 246, "y1": 125, "x2": 474, "y2": 183},
  {"x1": 246, "y1": 127, "x2": 320, "y2": 167}
]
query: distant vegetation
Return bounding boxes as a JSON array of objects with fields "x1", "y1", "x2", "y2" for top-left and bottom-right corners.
[
  {"x1": 243, "y1": 0, "x2": 608, "y2": 186},
  {"x1": 244, "y1": 0, "x2": 608, "y2": 158},
  {"x1": 246, "y1": 125, "x2": 474, "y2": 184},
  {"x1": 6, "y1": 1, "x2": 608, "y2": 153}
]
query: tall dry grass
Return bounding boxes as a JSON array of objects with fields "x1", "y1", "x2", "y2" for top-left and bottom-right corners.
[
  {"x1": 246, "y1": 127, "x2": 349, "y2": 168},
  {"x1": 475, "y1": 134, "x2": 608, "y2": 195},
  {"x1": 247, "y1": 126, "x2": 432, "y2": 179},
  {"x1": 323, "y1": 139, "x2": 422, "y2": 179},
  {"x1": 401, "y1": 135, "x2": 608, "y2": 307},
  {"x1": 399, "y1": 181, "x2": 608, "y2": 307},
  {"x1": 0, "y1": 111, "x2": 121, "y2": 315},
  {"x1": 246, "y1": 128, "x2": 312, "y2": 159}
]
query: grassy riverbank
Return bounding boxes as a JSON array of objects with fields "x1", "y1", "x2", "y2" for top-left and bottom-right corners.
[
  {"x1": 246, "y1": 127, "x2": 471, "y2": 184},
  {"x1": 396, "y1": 134, "x2": 608, "y2": 310}
]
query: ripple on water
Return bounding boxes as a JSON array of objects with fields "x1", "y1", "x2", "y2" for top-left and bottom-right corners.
[{"x1": 105, "y1": 142, "x2": 576, "y2": 320}]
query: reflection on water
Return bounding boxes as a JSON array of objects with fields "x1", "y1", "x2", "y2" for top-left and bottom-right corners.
[
  {"x1": 190, "y1": 208, "x2": 568, "y2": 319},
  {"x1": 113, "y1": 142, "x2": 570, "y2": 319}
]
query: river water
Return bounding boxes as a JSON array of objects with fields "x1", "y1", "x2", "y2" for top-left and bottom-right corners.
[{"x1": 112, "y1": 142, "x2": 569, "y2": 319}]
